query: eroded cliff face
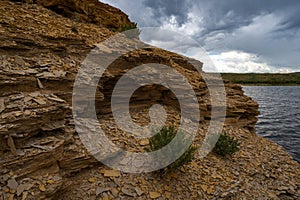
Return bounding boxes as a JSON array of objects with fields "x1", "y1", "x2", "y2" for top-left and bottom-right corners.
[
  {"x1": 0, "y1": 1, "x2": 299, "y2": 199},
  {"x1": 12, "y1": 0, "x2": 135, "y2": 31}
]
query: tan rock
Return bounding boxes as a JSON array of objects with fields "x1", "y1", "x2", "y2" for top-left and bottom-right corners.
[
  {"x1": 29, "y1": 0, "x2": 134, "y2": 31},
  {"x1": 103, "y1": 170, "x2": 120, "y2": 177},
  {"x1": 149, "y1": 191, "x2": 161, "y2": 199},
  {"x1": 165, "y1": 191, "x2": 172, "y2": 199},
  {"x1": 110, "y1": 188, "x2": 119, "y2": 197},
  {"x1": 37, "y1": 78, "x2": 44, "y2": 89},
  {"x1": 38, "y1": 184, "x2": 46, "y2": 192},
  {"x1": 0, "y1": 98, "x2": 5, "y2": 113},
  {"x1": 33, "y1": 97, "x2": 46, "y2": 105},
  {"x1": 140, "y1": 139, "x2": 149, "y2": 146},
  {"x1": 47, "y1": 180, "x2": 55, "y2": 185},
  {"x1": 8, "y1": 193, "x2": 14, "y2": 200},
  {"x1": 21, "y1": 191, "x2": 28, "y2": 200},
  {"x1": 88, "y1": 177, "x2": 96, "y2": 183}
]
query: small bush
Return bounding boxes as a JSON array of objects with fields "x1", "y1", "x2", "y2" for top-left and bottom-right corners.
[
  {"x1": 121, "y1": 22, "x2": 141, "y2": 39},
  {"x1": 71, "y1": 25, "x2": 78, "y2": 33},
  {"x1": 149, "y1": 125, "x2": 196, "y2": 173},
  {"x1": 121, "y1": 22, "x2": 138, "y2": 32},
  {"x1": 213, "y1": 133, "x2": 239, "y2": 156},
  {"x1": 149, "y1": 125, "x2": 176, "y2": 151},
  {"x1": 110, "y1": 28, "x2": 117, "y2": 32}
]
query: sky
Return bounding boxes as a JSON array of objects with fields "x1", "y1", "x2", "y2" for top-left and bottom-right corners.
[{"x1": 101, "y1": 0, "x2": 300, "y2": 73}]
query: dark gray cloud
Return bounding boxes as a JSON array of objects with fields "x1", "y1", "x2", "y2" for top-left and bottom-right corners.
[
  {"x1": 102, "y1": 0, "x2": 300, "y2": 35},
  {"x1": 143, "y1": 0, "x2": 193, "y2": 25},
  {"x1": 140, "y1": 0, "x2": 299, "y2": 34},
  {"x1": 194, "y1": 0, "x2": 300, "y2": 36},
  {"x1": 101, "y1": 0, "x2": 300, "y2": 72}
]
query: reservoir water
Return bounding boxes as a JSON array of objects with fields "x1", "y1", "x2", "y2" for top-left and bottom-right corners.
[{"x1": 243, "y1": 86, "x2": 300, "y2": 163}]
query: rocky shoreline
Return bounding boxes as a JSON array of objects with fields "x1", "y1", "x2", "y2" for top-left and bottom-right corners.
[{"x1": 0, "y1": 0, "x2": 299, "y2": 199}]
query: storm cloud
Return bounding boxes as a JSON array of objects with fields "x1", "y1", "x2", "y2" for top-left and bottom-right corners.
[{"x1": 101, "y1": 0, "x2": 300, "y2": 72}]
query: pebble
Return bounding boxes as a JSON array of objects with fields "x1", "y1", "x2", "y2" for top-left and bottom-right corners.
[
  {"x1": 0, "y1": 174, "x2": 9, "y2": 183},
  {"x1": 17, "y1": 184, "x2": 27, "y2": 196},
  {"x1": 8, "y1": 193, "x2": 14, "y2": 200},
  {"x1": 7, "y1": 178, "x2": 18, "y2": 190},
  {"x1": 95, "y1": 187, "x2": 110, "y2": 196},
  {"x1": 121, "y1": 188, "x2": 135, "y2": 197},
  {"x1": 103, "y1": 170, "x2": 120, "y2": 177},
  {"x1": 88, "y1": 177, "x2": 96, "y2": 183},
  {"x1": 22, "y1": 191, "x2": 28, "y2": 200},
  {"x1": 135, "y1": 187, "x2": 144, "y2": 196},
  {"x1": 149, "y1": 191, "x2": 161, "y2": 199},
  {"x1": 165, "y1": 191, "x2": 172, "y2": 199},
  {"x1": 38, "y1": 184, "x2": 46, "y2": 192},
  {"x1": 110, "y1": 188, "x2": 119, "y2": 197}
]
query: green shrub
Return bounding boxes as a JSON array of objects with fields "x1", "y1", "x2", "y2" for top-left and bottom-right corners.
[
  {"x1": 121, "y1": 22, "x2": 138, "y2": 32},
  {"x1": 120, "y1": 22, "x2": 141, "y2": 38},
  {"x1": 213, "y1": 133, "x2": 239, "y2": 156},
  {"x1": 149, "y1": 125, "x2": 196, "y2": 173}
]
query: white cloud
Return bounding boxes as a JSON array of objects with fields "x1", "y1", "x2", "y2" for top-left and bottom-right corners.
[
  {"x1": 205, "y1": 13, "x2": 300, "y2": 69},
  {"x1": 101, "y1": 0, "x2": 300, "y2": 73},
  {"x1": 141, "y1": 10, "x2": 300, "y2": 73},
  {"x1": 140, "y1": 28, "x2": 296, "y2": 73},
  {"x1": 140, "y1": 27, "x2": 199, "y2": 53},
  {"x1": 206, "y1": 51, "x2": 293, "y2": 73},
  {"x1": 238, "y1": 14, "x2": 279, "y2": 35}
]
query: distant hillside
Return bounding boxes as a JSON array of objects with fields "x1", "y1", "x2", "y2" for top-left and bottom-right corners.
[{"x1": 221, "y1": 73, "x2": 300, "y2": 85}]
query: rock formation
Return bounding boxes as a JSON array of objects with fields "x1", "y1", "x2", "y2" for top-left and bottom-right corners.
[
  {"x1": 0, "y1": 0, "x2": 299, "y2": 199},
  {"x1": 13, "y1": 0, "x2": 135, "y2": 31}
]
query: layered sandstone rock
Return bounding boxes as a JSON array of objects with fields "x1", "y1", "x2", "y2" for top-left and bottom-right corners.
[
  {"x1": 0, "y1": 1, "x2": 299, "y2": 199},
  {"x1": 14, "y1": 0, "x2": 135, "y2": 31}
]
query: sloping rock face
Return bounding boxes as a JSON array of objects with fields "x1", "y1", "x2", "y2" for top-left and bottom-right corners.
[
  {"x1": 0, "y1": 1, "x2": 299, "y2": 199},
  {"x1": 13, "y1": 0, "x2": 135, "y2": 31}
]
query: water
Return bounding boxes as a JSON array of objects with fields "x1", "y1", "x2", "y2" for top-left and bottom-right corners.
[{"x1": 243, "y1": 86, "x2": 300, "y2": 163}]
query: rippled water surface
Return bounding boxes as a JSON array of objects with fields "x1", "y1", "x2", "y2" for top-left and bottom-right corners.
[{"x1": 243, "y1": 86, "x2": 300, "y2": 163}]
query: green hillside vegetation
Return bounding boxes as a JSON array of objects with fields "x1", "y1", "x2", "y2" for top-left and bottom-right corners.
[{"x1": 221, "y1": 72, "x2": 300, "y2": 85}]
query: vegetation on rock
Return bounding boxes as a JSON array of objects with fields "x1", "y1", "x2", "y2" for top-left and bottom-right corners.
[
  {"x1": 149, "y1": 125, "x2": 196, "y2": 172},
  {"x1": 121, "y1": 22, "x2": 138, "y2": 32},
  {"x1": 120, "y1": 22, "x2": 141, "y2": 39},
  {"x1": 213, "y1": 132, "x2": 239, "y2": 156},
  {"x1": 71, "y1": 25, "x2": 78, "y2": 33}
]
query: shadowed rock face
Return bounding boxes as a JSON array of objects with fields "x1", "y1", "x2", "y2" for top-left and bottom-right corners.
[{"x1": 0, "y1": 1, "x2": 299, "y2": 199}]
